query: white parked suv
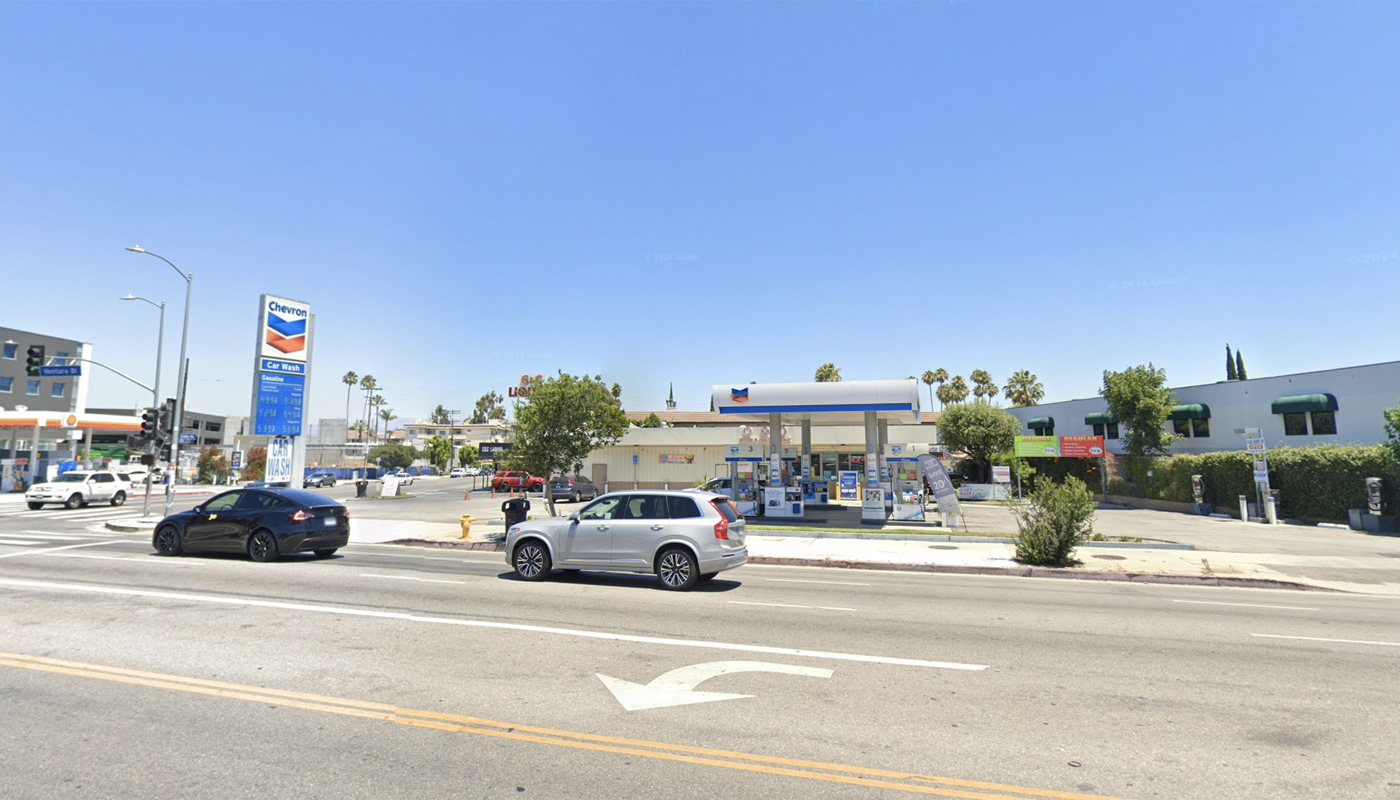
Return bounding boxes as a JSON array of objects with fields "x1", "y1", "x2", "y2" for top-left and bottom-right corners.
[
  {"x1": 26, "y1": 470, "x2": 132, "y2": 510},
  {"x1": 505, "y1": 490, "x2": 748, "y2": 590}
]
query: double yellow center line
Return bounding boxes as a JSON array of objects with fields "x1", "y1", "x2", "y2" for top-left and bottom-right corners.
[{"x1": 0, "y1": 652, "x2": 1136, "y2": 800}]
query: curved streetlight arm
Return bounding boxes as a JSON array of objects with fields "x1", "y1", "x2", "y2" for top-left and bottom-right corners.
[{"x1": 126, "y1": 246, "x2": 191, "y2": 282}]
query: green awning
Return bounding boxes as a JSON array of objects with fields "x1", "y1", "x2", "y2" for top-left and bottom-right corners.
[
  {"x1": 1084, "y1": 411, "x2": 1117, "y2": 425},
  {"x1": 1027, "y1": 417, "x2": 1054, "y2": 429},
  {"x1": 1271, "y1": 393, "x2": 1338, "y2": 415},
  {"x1": 1168, "y1": 404, "x2": 1211, "y2": 421}
]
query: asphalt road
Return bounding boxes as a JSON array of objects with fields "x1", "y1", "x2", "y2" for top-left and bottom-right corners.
[{"x1": 1, "y1": 487, "x2": 1398, "y2": 799}]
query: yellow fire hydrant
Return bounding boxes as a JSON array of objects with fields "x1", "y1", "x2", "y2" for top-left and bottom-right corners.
[{"x1": 459, "y1": 514, "x2": 474, "y2": 540}]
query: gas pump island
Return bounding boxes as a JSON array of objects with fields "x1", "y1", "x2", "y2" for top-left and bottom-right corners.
[{"x1": 711, "y1": 380, "x2": 925, "y2": 522}]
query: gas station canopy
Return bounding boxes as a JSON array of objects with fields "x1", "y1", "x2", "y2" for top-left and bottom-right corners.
[{"x1": 710, "y1": 380, "x2": 922, "y2": 425}]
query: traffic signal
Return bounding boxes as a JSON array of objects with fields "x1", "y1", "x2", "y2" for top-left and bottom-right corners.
[
  {"x1": 141, "y1": 408, "x2": 160, "y2": 439},
  {"x1": 25, "y1": 345, "x2": 44, "y2": 376}
]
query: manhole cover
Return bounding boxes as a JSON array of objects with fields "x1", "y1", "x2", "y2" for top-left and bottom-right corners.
[
  {"x1": 1092, "y1": 554, "x2": 1127, "y2": 561},
  {"x1": 928, "y1": 545, "x2": 959, "y2": 550}
]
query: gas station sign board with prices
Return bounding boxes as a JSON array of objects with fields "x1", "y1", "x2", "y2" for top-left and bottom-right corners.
[{"x1": 251, "y1": 295, "x2": 311, "y2": 437}]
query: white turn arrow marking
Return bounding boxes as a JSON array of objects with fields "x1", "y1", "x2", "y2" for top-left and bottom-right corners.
[{"x1": 597, "y1": 660, "x2": 834, "y2": 711}]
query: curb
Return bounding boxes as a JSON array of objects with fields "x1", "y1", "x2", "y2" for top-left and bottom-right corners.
[
  {"x1": 381, "y1": 539, "x2": 1327, "y2": 592},
  {"x1": 744, "y1": 530, "x2": 1194, "y2": 550},
  {"x1": 106, "y1": 520, "x2": 159, "y2": 533}
]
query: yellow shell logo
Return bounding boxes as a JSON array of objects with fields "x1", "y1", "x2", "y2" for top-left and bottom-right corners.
[{"x1": 66, "y1": 415, "x2": 77, "y2": 426}]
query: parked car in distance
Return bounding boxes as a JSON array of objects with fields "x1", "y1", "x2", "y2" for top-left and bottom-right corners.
[
  {"x1": 549, "y1": 475, "x2": 600, "y2": 502},
  {"x1": 26, "y1": 470, "x2": 132, "y2": 510},
  {"x1": 303, "y1": 471, "x2": 337, "y2": 489},
  {"x1": 493, "y1": 470, "x2": 543, "y2": 493},
  {"x1": 505, "y1": 490, "x2": 748, "y2": 590},
  {"x1": 152, "y1": 487, "x2": 350, "y2": 562},
  {"x1": 449, "y1": 467, "x2": 466, "y2": 478},
  {"x1": 385, "y1": 470, "x2": 413, "y2": 485}
]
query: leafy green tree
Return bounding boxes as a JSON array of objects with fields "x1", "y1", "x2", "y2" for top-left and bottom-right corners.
[
  {"x1": 510, "y1": 371, "x2": 629, "y2": 515},
  {"x1": 243, "y1": 447, "x2": 267, "y2": 482},
  {"x1": 970, "y1": 369, "x2": 997, "y2": 403},
  {"x1": 637, "y1": 412, "x2": 662, "y2": 428},
  {"x1": 1225, "y1": 345, "x2": 1237, "y2": 380},
  {"x1": 1003, "y1": 370, "x2": 1045, "y2": 407},
  {"x1": 814, "y1": 363, "x2": 841, "y2": 382},
  {"x1": 470, "y1": 391, "x2": 505, "y2": 424},
  {"x1": 422, "y1": 435, "x2": 452, "y2": 472},
  {"x1": 368, "y1": 442, "x2": 419, "y2": 471},
  {"x1": 430, "y1": 405, "x2": 453, "y2": 425},
  {"x1": 197, "y1": 445, "x2": 230, "y2": 485},
  {"x1": 457, "y1": 444, "x2": 479, "y2": 468},
  {"x1": 1101, "y1": 363, "x2": 1178, "y2": 457},
  {"x1": 937, "y1": 402, "x2": 1019, "y2": 483},
  {"x1": 1235, "y1": 350, "x2": 1248, "y2": 380}
]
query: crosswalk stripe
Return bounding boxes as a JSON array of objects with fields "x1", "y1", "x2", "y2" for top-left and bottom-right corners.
[
  {"x1": 0, "y1": 538, "x2": 48, "y2": 546},
  {"x1": 17, "y1": 532, "x2": 94, "y2": 540}
]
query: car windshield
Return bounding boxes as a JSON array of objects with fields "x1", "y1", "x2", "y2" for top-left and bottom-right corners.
[{"x1": 54, "y1": 473, "x2": 88, "y2": 483}]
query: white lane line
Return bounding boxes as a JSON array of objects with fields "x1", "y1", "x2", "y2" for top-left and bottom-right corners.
[
  {"x1": 0, "y1": 541, "x2": 122, "y2": 559},
  {"x1": 1175, "y1": 600, "x2": 1318, "y2": 611},
  {"x1": 360, "y1": 573, "x2": 465, "y2": 585},
  {"x1": 728, "y1": 601, "x2": 857, "y2": 612},
  {"x1": 1252, "y1": 634, "x2": 1399, "y2": 648},
  {"x1": 765, "y1": 578, "x2": 870, "y2": 587},
  {"x1": 18, "y1": 533, "x2": 91, "y2": 540},
  {"x1": 0, "y1": 577, "x2": 987, "y2": 671},
  {"x1": 0, "y1": 538, "x2": 47, "y2": 546},
  {"x1": 43, "y1": 553, "x2": 205, "y2": 566}
]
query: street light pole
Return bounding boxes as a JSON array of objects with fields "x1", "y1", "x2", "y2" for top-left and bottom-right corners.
[
  {"x1": 126, "y1": 246, "x2": 192, "y2": 516},
  {"x1": 121, "y1": 294, "x2": 165, "y2": 517}
]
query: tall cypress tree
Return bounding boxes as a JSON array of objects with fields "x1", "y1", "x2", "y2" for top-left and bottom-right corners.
[
  {"x1": 1236, "y1": 350, "x2": 1248, "y2": 380},
  {"x1": 1226, "y1": 345, "x2": 1237, "y2": 380}
]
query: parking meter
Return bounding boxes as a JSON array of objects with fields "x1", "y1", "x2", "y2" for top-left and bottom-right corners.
[{"x1": 1365, "y1": 477, "x2": 1382, "y2": 515}]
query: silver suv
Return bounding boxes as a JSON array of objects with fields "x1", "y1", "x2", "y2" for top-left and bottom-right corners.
[{"x1": 505, "y1": 490, "x2": 747, "y2": 590}]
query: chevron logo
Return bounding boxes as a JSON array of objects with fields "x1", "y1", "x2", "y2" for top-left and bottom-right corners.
[
  {"x1": 731, "y1": 387, "x2": 749, "y2": 403},
  {"x1": 265, "y1": 312, "x2": 307, "y2": 354}
]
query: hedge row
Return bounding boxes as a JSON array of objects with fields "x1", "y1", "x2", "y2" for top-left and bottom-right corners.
[{"x1": 1109, "y1": 444, "x2": 1400, "y2": 522}]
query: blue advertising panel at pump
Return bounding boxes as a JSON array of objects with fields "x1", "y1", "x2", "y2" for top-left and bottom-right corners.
[{"x1": 251, "y1": 294, "x2": 312, "y2": 437}]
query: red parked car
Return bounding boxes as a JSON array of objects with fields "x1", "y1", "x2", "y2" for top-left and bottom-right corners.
[{"x1": 492, "y1": 470, "x2": 544, "y2": 493}]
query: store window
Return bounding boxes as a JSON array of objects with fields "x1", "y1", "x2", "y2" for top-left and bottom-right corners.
[
  {"x1": 1107, "y1": 422, "x2": 1119, "y2": 440},
  {"x1": 205, "y1": 422, "x2": 222, "y2": 433},
  {"x1": 1283, "y1": 413, "x2": 1308, "y2": 436},
  {"x1": 1172, "y1": 419, "x2": 1191, "y2": 436},
  {"x1": 1191, "y1": 418, "x2": 1210, "y2": 438},
  {"x1": 1311, "y1": 411, "x2": 1337, "y2": 435},
  {"x1": 2, "y1": 343, "x2": 15, "y2": 359},
  {"x1": 0, "y1": 376, "x2": 11, "y2": 393},
  {"x1": 55, "y1": 351, "x2": 70, "y2": 366},
  {"x1": 26, "y1": 379, "x2": 40, "y2": 395},
  {"x1": 1091, "y1": 423, "x2": 1120, "y2": 440},
  {"x1": 51, "y1": 382, "x2": 66, "y2": 398}
]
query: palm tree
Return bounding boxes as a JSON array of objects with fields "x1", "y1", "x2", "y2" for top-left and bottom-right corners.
[
  {"x1": 970, "y1": 369, "x2": 996, "y2": 403},
  {"x1": 341, "y1": 371, "x2": 358, "y2": 438},
  {"x1": 814, "y1": 363, "x2": 841, "y2": 382},
  {"x1": 359, "y1": 374, "x2": 377, "y2": 441},
  {"x1": 378, "y1": 407, "x2": 395, "y2": 441},
  {"x1": 369, "y1": 394, "x2": 386, "y2": 442},
  {"x1": 921, "y1": 370, "x2": 937, "y2": 411},
  {"x1": 949, "y1": 375, "x2": 969, "y2": 404},
  {"x1": 1003, "y1": 370, "x2": 1045, "y2": 407}
]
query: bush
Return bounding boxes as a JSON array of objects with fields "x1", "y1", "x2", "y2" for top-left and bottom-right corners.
[{"x1": 1014, "y1": 476, "x2": 1097, "y2": 565}]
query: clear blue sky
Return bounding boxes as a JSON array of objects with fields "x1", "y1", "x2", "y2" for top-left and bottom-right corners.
[{"x1": 4, "y1": 1, "x2": 1397, "y2": 427}]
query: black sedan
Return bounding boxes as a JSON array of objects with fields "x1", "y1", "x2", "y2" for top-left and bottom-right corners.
[{"x1": 152, "y1": 487, "x2": 350, "y2": 562}]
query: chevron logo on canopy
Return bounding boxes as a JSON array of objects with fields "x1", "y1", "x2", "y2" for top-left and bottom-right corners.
[
  {"x1": 265, "y1": 312, "x2": 307, "y2": 354},
  {"x1": 731, "y1": 387, "x2": 749, "y2": 403}
]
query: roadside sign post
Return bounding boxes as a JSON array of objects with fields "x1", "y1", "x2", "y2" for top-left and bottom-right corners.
[{"x1": 250, "y1": 295, "x2": 312, "y2": 488}]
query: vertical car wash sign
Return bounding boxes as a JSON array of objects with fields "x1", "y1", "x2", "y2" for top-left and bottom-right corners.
[{"x1": 252, "y1": 295, "x2": 311, "y2": 436}]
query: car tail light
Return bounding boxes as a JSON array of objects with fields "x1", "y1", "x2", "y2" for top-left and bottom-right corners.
[
  {"x1": 710, "y1": 502, "x2": 729, "y2": 540},
  {"x1": 290, "y1": 510, "x2": 314, "y2": 523}
]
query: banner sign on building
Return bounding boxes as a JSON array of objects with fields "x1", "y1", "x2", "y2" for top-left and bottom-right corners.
[
  {"x1": 265, "y1": 437, "x2": 293, "y2": 483},
  {"x1": 658, "y1": 453, "x2": 694, "y2": 464},
  {"x1": 1015, "y1": 436, "x2": 1060, "y2": 458},
  {"x1": 917, "y1": 454, "x2": 961, "y2": 516},
  {"x1": 252, "y1": 295, "x2": 311, "y2": 437},
  {"x1": 1058, "y1": 436, "x2": 1106, "y2": 458},
  {"x1": 479, "y1": 442, "x2": 511, "y2": 459}
]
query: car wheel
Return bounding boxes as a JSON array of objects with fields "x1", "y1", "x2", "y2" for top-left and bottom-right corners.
[
  {"x1": 26, "y1": 502, "x2": 43, "y2": 510},
  {"x1": 65, "y1": 494, "x2": 82, "y2": 510},
  {"x1": 572, "y1": 491, "x2": 582, "y2": 503},
  {"x1": 154, "y1": 526, "x2": 184, "y2": 556},
  {"x1": 248, "y1": 530, "x2": 280, "y2": 563},
  {"x1": 513, "y1": 540, "x2": 551, "y2": 581},
  {"x1": 111, "y1": 491, "x2": 127, "y2": 507},
  {"x1": 313, "y1": 548, "x2": 338, "y2": 558},
  {"x1": 656, "y1": 547, "x2": 699, "y2": 591}
]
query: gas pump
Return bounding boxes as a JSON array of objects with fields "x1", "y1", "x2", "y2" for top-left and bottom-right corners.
[
  {"x1": 886, "y1": 444, "x2": 929, "y2": 521},
  {"x1": 731, "y1": 460, "x2": 761, "y2": 517}
]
